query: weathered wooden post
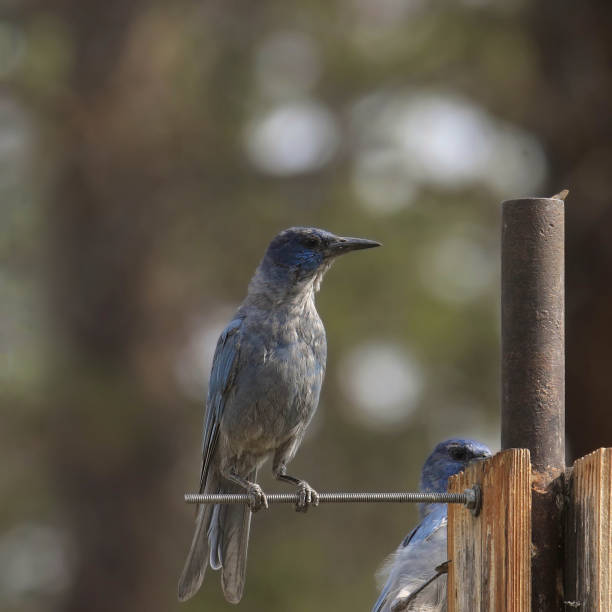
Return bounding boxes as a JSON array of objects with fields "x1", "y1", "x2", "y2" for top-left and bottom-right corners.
[
  {"x1": 448, "y1": 448, "x2": 531, "y2": 610},
  {"x1": 448, "y1": 195, "x2": 567, "y2": 611},
  {"x1": 565, "y1": 448, "x2": 612, "y2": 610},
  {"x1": 501, "y1": 196, "x2": 566, "y2": 610}
]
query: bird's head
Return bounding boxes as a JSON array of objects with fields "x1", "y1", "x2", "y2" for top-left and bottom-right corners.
[
  {"x1": 420, "y1": 438, "x2": 492, "y2": 497},
  {"x1": 259, "y1": 227, "x2": 381, "y2": 292}
]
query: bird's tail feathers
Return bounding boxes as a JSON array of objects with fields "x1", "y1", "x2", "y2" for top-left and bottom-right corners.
[
  {"x1": 217, "y1": 468, "x2": 257, "y2": 604},
  {"x1": 178, "y1": 468, "x2": 257, "y2": 604},
  {"x1": 177, "y1": 470, "x2": 220, "y2": 601},
  {"x1": 208, "y1": 503, "x2": 223, "y2": 570}
]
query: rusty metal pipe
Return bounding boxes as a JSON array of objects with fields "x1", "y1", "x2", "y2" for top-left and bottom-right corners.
[{"x1": 501, "y1": 197, "x2": 565, "y2": 470}]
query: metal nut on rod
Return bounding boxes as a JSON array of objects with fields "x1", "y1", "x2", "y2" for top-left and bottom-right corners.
[{"x1": 464, "y1": 484, "x2": 482, "y2": 516}]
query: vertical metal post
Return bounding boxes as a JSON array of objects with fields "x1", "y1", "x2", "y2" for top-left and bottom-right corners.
[{"x1": 501, "y1": 197, "x2": 565, "y2": 610}]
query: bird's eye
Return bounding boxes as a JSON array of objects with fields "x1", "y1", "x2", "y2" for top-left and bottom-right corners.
[
  {"x1": 305, "y1": 237, "x2": 318, "y2": 247},
  {"x1": 449, "y1": 446, "x2": 468, "y2": 461}
]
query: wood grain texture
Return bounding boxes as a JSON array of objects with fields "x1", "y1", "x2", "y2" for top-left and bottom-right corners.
[
  {"x1": 566, "y1": 448, "x2": 612, "y2": 610},
  {"x1": 447, "y1": 449, "x2": 531, "y2": 612}
]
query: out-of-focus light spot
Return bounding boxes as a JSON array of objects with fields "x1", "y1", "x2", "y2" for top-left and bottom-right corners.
[
  {"x1": 0, "y1": 22, "x2": 25, "y2": 77},
  {"x1": 394, "y1": 97, "x2": 494, "y2": 186},
  {"x1": 0, "y1": 97, "x2": 29, "y2": 168},
  {"x1": 352, "y1": 149, "x2": 418, "y2": 213},
  {"x1": 0, "y1": 523, "x2": 71, "y2": 604},
  {"x1": 419, "y1": 233, "x2": 496, "y2": 304},
  {"x1": 245, "y1": 101, "x2": 339, "y2": 175},
  {"x1": 254, "y1": 31, "x2": 321, "y2": 98},
  {"x1": 348, "y1": 0, "x2": 425, "y2": 27},
  {"x1": 338, "y1": 342, "x2": 423, "y2": 428},
  {"x1": 174, "y1": 306, "x2": 236, "y2": 400},
  {"x1": 350, "y1": 91, "x2": 546, "y2": 212}
]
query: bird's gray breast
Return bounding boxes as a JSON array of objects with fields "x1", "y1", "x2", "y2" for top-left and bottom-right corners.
[{"x1": 221, "y1": 304, "x2": 326, "y2": 452}]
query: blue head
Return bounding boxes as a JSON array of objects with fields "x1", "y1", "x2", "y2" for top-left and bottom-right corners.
[
  {"x1": 258, "y1": 227, "x2": 380, "y2": 289},
  {"x1": 419, "y1": 438, "x2": 491, "y2": 515}
]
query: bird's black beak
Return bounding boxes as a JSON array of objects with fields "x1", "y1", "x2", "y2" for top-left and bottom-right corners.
[
  {"x1": 469, "y1": 454, "x2": 490, "y2": 464},
  {"x1": 326, "y1": 236, "x2": 382, "y2": 257}
]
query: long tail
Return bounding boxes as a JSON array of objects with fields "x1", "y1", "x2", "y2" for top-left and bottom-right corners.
[
  {"x1": 177, "y1": 469, "x2": 220, "y2": 602},
  {"x1": 215, "y1": 469, "x2": 256, "y2": 604},
  {"x1": 177, "y1": 468, "x2": 256, "y2": 604}
]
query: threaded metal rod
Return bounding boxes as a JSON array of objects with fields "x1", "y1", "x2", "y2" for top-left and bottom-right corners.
[{"x1": 184, "y1": 486, "x2": 482, "y2": 515}]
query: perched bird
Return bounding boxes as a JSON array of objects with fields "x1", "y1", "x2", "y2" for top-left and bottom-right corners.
[
  {"x1": 372, "y1": 438, "x2": 492, "y2": 612},
  {"x1": 178, "y1": 227, "x2": 380, "y2": 604}
]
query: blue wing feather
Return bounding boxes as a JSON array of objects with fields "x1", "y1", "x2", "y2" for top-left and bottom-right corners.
[
  {"x1": 199, "y1": 317, "x2": 244, "y2": 491},
  {"x1": 405, "y1": 507, "x2": 446, "y2": 544}
]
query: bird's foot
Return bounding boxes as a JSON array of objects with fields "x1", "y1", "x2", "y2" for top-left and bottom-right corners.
[
  {"x1": 246, "y1": 483, "x2": 268, "y2": 513},
  {"x1": 295, "y1": 480, "x2": 319, "y2": 513}
]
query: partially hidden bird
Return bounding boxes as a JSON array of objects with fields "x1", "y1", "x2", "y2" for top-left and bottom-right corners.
[
  {"x1": 178, "y1": 227, "x2": 381, "y2": 604},
  {"x1": 372, "y1": 438, "x2": 492, "y2": 612}
]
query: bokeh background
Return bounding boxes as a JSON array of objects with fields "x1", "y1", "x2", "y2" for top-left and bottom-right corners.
[{"x1": 2, "y1": 1, "x2": 611, "y2": 611}]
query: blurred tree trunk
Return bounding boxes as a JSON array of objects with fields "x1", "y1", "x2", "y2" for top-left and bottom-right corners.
[
  {"x1": 40, "y1": 2, "x2": 181, "y2": 611},
  {"x1": 522, "y1": 0, "x2": 612, "y2": 461}
]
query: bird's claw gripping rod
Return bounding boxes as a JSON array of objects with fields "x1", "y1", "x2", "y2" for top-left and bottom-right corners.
[{"x1": 184, "y1": 484, "x2": 482, "y2": 516}]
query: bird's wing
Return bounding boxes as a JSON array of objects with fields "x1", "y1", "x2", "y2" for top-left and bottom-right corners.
[
  {"x1": 199, "y1": 317, "x2": 244, "y2": 492},
  {"x1": 372, "y1": 525, "x2": 419, "y2": 612},
  {"x1": 373, "y1": 507, "x2": 448, "y2": 612}
]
